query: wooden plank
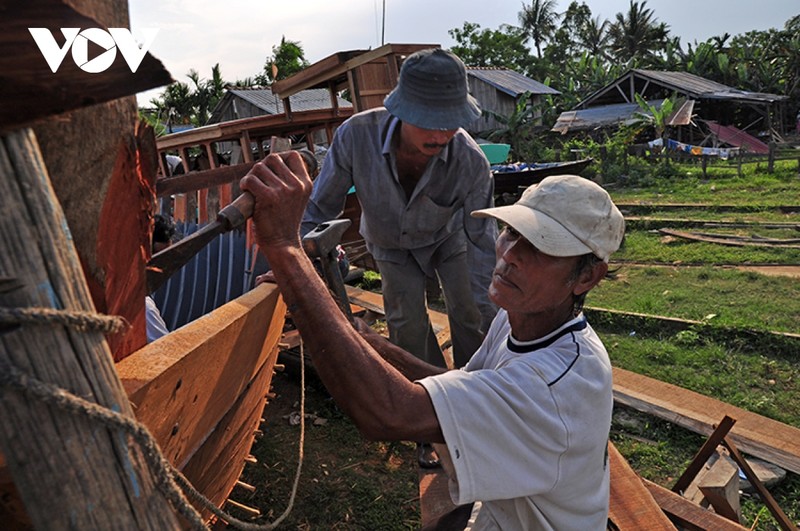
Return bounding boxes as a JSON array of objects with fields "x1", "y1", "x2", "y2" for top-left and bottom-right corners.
[
  {"x1": 117, "y1": 283, "x2": 286, "y2": 469},
  {"x1": 659, "y1": 228, "x2": 800, "y2": 249},
  {"x1": 346, "y1": 285, "x2": 449, "y2": 333},
  {"x1": 419, "y1": 467, "x2": 458, "y2": 527},
  {"x1": 608, "y1": 442, "x2": 676, "y2": 529},
  {"x1": 181, "y1": 360, "x2": 275, "y2": 515},
  {"x1": 613, "y1": 367, "x2": 800, "y2": 475},
  {"x1": 643, "y1": 479, "x2": 748, "y2": 531},
  {"x1": 0, "y1": 2, "x2": 171, "y2": 133}
]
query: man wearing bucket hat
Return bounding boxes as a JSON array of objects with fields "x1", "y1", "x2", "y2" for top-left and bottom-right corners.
[
  {"x1": 242, "y1": 161, "x2": 625, "y2": 528},
  {"x1": 301, "y1": 48, "x2": 498, "y2": 377}
]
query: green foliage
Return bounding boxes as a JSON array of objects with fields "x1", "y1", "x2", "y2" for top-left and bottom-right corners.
[
  {"x1": 256, "y1": 36, "x2": 310, "y2": 85},
  {"x1": 357, "y1": 270, "x2": 382, "y2": 292},
  {"x1": 607, "y1": 0, "x2": 670, "y2": 66},
  {"x1": 448, "y1": 22, "x2": 534, "y2": 73},
  {"x1": 146, "y1": 64, "x2": 226, "y2": 129},
  {"x1": 518, "y1": 0, "x2": 560, "y2": 58}
]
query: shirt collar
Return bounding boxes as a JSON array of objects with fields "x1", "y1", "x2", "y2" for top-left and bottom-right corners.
[{"x1": 506, "y1": 314, "x2": 588, "y2": 354}]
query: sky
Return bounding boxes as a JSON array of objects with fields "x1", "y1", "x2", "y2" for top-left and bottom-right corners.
[{"x1": 129, "y1": 0, "x2": 798, "y2": 106}]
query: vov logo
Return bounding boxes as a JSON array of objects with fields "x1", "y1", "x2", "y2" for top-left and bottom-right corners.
[{"x1": 28, "y1": 28, "x2": 158, "y2": 74}]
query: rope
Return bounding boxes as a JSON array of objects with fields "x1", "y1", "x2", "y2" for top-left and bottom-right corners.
[
  {"x1": 0, "y1": 309, "x2": 309, "y2": 530},
  {"x1": 0, "y1": 306, "x2": 127, "y2": 334}
]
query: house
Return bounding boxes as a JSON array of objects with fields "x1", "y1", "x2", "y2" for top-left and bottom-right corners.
[
  {"x1": 552, "y1": 69, "x2": 789, "y2": 147},
  {"x1": 208, "y1": 87, "x2": 352, "y2": 124},
  {"x1": 466, "y1": 67, "x2": 560, "y2": 135}
]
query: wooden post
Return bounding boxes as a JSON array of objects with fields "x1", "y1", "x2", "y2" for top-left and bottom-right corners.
[
  {"x1": 0, "y1": 129, "x2": 180, "y2": 529},
  {"x1": 768, "y1": 142, "x2": 776, "y2": 173}
]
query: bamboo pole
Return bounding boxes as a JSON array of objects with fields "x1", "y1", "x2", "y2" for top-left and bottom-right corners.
[{"x1": 0, "y1": 129, "x2": 180, "y2": 529}]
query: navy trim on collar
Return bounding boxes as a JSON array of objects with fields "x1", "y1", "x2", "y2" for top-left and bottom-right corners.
[{"x1": 506, "y1": 316, "x2": 588, "y2": 354}]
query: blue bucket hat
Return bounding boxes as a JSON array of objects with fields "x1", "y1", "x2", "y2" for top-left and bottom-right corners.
[{"x1": 384, "y1": 48, "x2": 481, "y2": 130}]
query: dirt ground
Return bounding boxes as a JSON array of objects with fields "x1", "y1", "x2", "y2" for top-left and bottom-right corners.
[
  {"x1": 736, "y1": 265, "x2": 800, "y2": 278},
  {"x1": 226, "y1": 361, "x2": 421, "y2": 529}
]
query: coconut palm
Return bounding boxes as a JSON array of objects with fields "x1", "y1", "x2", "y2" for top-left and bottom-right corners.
[
  {"x1": 579, "y1": 15, "x2": 611, "y2": 61},
  {"x1": 608, "y1": 1, "x2": 669, "y2": 66},
  {"x1": 519, "y1": 0, "x2": 560, "y2": 58}
]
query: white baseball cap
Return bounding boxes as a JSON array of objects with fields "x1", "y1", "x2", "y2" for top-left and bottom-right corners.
[{"x1": 472, "y1": 175, "x2": 625, "y2": 262}]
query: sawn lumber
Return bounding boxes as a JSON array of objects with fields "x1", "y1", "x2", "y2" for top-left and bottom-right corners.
[{"x1": 613, "y1": 367, "x2": 800, "y2": 475}]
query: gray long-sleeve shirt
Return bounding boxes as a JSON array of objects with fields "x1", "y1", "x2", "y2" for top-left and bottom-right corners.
[{"x1": 302, "y1": 108, "x2": 498, "y2": 325}]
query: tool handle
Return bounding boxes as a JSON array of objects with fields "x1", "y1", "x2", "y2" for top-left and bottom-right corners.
[
  {"x1": 216, "y1": 150, "x2": 318, "y2": 231},
  {"x1": 217, "y1": 191, "x2": 254, "y2": 231}
]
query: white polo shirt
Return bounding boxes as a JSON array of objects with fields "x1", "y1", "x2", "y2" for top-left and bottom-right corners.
[{"x1": 418, "y1": 310, "x2": 612, "y2": 530}]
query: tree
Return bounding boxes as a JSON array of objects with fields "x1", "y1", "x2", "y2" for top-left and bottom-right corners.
[
  {"x1": 579, "y1": 15, "x2": 611, "y2": 61},
  {"x1": 485, "y1": 91, "x2": 538, "y2": 161},
  {"x1": 518, "y1": 0, "x2": 560, "y2": 58},
  {"x1": 608, "y1": 1, "x2": 670, "y2": 66},
  {"x1": 257, "y1": 36, "x2": 309, "y2": 85},
  {"x1": 448, "y1": 22, "x2": 533, "y2": 73},
  {"x1": 147, "y1": 64, "x2": 227, "y2": 131},
  {"x1": 633, "y1": 92, "x2": 675, "y2": 162},
  {"x1": 188, "y1": 63, "x2": 225, "y2": 126},
  {"x1": 544, "y1": 1, "x2": 593, "y2": 67}
]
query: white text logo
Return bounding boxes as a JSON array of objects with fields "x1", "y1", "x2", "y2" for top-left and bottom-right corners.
[{"x1": 28, "y1": 28, "x2": 158, "y2": 73}]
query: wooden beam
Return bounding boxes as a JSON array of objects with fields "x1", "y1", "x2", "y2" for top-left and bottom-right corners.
[
  {"x1": 0, "y1": 128, "x2": 179, "y2": 528},
  {"x1": 643, "y1": 479, "x2": 748, "y2": 531},
  {"x1": 672, "y1": 416, "x2": 736, "y2": 495},
  {"x1": 723, "y1": 437, "x2": 796, "y2": 531},
  {"x1": 613, "y1": 368, "x2": 800, "y2": 475},
  {"x1": 0, "y1": 2, "x2": 172, "y2": 133},
  {"x1": 608, "y1": 442, "x2": 676, "y2": 529},
  {"x1": 697, "y1": 456, "x2": 741, "y2": 523}
]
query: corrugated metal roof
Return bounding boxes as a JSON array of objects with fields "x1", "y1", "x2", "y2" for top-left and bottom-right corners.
[
  {"x1": 209, "y1": 88, "x2": 352, "y2": 123},
  {"x1": 633, "y1": 69, "x2": 731, "y2": 96},
  {"x1": 579, "y1": 69, "x2": 788, "y2": 108},
  {"x1": 551, "y1": 100, "x2": 668, "y2": 133},
  {"x1": 467, "y1": 68, "x2": 560, "y2": 97},
  {"x1": 229, "y1": 88, "x2": 353, "y2": 113}
]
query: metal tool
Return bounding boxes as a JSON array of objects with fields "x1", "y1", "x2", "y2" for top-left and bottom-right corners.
[
  {"x1": 301, "y1": 219, "x2": 353, "y2": 322},
  {"x1": 146, "y1": 149, "x2": 317, "y2": 293}
]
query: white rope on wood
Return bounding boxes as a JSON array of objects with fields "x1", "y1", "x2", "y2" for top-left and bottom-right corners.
[{"x1": 0, "y1": 308, "x2": 308, "y2": 530}]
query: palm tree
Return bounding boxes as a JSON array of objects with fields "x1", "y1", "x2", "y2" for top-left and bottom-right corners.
[
  {"x1": 518, "y1": 0, "x2": 560, "y2": 58},
  {"x1": 188, "y1": 64, "x2": 226, "y2": 126},
  {"x1": 608, "y1": 1, "x2": 669, "y2": 66},
  {"x1": 579, "y1": 15, "x2": 611, "y2": 61}
]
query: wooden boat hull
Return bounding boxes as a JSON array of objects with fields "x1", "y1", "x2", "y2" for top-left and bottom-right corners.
[
  {"x1": 492, "y1": 158, "x2": 594, "y2": 195},
  {"x1": 117, "y1": 283, "x2": 286, "y2": 517}
]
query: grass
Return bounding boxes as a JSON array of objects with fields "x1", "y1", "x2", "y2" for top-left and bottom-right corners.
[
  {"x1": 233, "y1": 160, "x2": 800, "y2": 530},
  {"x1": 590, "y1": 265, "x2": 800, "y2": 332},
  {"x1": 616, "y1": 230, "x2": 800, "y2": 264},
  {"x1": 610, "y1": 159, "x2": 800, "y2": 205}
]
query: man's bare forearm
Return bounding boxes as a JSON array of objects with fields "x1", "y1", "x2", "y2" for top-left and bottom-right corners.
[
  {"x1": 262, "y1": 244, "x2": 444, "y2": 443},
  {"x1": 355, "y1": 324, "x2": 447, "y2": 381}
]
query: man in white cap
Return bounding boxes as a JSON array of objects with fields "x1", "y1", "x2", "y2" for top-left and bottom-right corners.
[
  {"x1": 301, "y1": 48, "x2": 498, "y2": 377},
  {"x1": 241, "y1": 163, "x2": 625, "y2": 529}
]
